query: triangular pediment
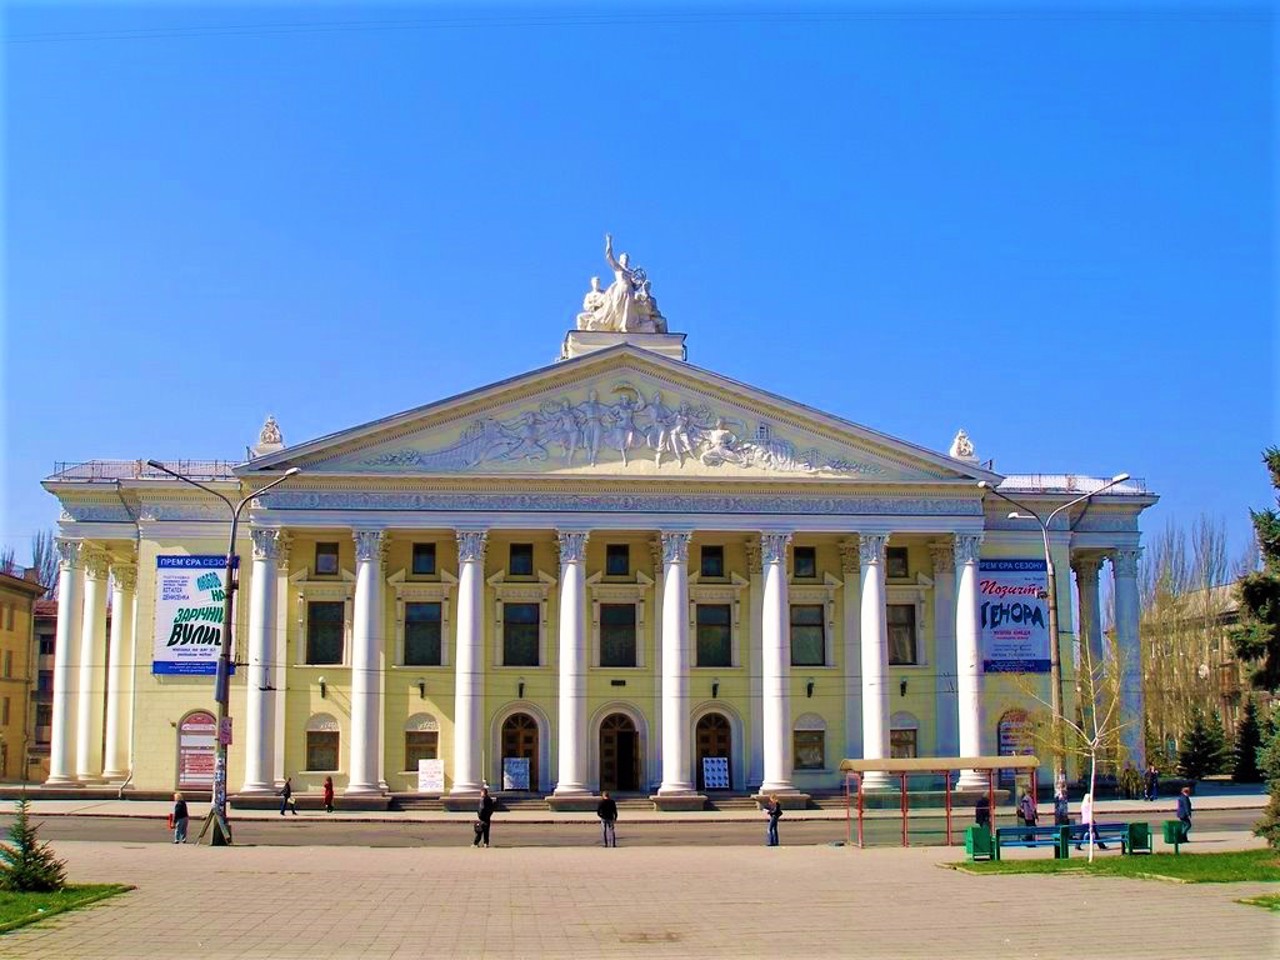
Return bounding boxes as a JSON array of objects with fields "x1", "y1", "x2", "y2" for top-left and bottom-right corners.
[{"x1": 244, "y1": 346, "x2": 995, "y2": 485}]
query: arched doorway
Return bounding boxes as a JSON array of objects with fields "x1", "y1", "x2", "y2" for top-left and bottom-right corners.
[
  {"x1": 501, "y1": 713, "x2": 538, "y2": 791},
  {"x1": 695, "y1": 713, "x2": 732, "y2": 791},
  {"x1": 599, "y1": 713, "x2": 639, "y2": 792}
]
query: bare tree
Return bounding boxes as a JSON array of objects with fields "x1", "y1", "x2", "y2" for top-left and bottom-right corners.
[
  {"x1": 0, "y1": 546, "x2": 15, "y2": 577},
  {"x1": 29, "y1": 530, "x2": 59, "y2": 598}
]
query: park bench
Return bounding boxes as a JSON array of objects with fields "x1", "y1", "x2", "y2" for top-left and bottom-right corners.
[
  {"x1": 1068, "y1": 821, "x2": 1152, "y2": 855},
  {"x1": 993, "y1": 824, "x2": 1068, "y2": 860}
]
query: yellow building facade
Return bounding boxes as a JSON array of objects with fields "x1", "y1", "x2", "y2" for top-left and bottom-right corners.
[
  {"x1": 0, "y1": 568, "x2": 46, "y2": 781},
  {"x1": 40, "y1": 324, "x2": 1155, "y2": 804}
]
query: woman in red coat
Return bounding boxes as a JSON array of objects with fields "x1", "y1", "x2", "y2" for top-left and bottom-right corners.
[{"x1": 323, "y1": 776, "x2": 335, "y2": 814}]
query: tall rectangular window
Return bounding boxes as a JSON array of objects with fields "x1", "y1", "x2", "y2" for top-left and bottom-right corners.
[
  {"x1": 404, "y1": 602, "x2": 442, "y2": 666},
  {"x1": 39, "y1": 637, "x2": 55, "y2": 656},
  {"x1": 1, "y1": 698, "x2": 9, "y2": 725},
  {"x1": 411, "y1": 543, "x2": 437, "y2": 576},
  {"x1": 37, "y1": 671, "x2": 53, "y2": 696},
  {"x1": 509, "y1": 543, "x2": 534, "y2": 577},
  {"x1": 886, "y1": 547, "x2": 910, "y2": 579},
  {"x1": 306, "y1": 601, "x2": 345, "y2": 665},
  {"x1": 605, "y1": 544, "x2": 630, "y2": 577},
  {"x1": 404, "y1": 731, "x2": 439, "y2": 770},
  {"x1": 696, "y1": 604, "x2": 732, "y2": 667},
  {"x1": 793, "y1": 546, "x2": 817, "y2": 579},
  {"x1": 315, "y1": 542, "x2": 340, "y2": 576},
  {"x1": 700, "y1": 545, "x2": 725, "y2": 578},
  {"x1": 36, "y1": 704, "x2": 53, "y2": 728},
  {"x1": 600, "y1": 603, "x2": 637, "y2": 668},
  {"x1": 1, "y1": 651, "x2": 11, "y2": 678},
  {"x1": 790, "y1": 604, "x2": 826, "y2": 666},
  {"x1": 503, "y1": 602, "x2": 540, "y2": 666},
  {"x1": 887, "y1": 604, "x2": 918, "y2": 665},
  {"x1": 890, "y1": 728, "x2": 918, "y2": 759},
  {"x1": 306, "y1": 731, "x2": 340, "y2": 771}
]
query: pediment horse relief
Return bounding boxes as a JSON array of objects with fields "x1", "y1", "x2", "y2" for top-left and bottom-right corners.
[{"x1": 359, "y1": 382, "x2": 889, "y2": 477}]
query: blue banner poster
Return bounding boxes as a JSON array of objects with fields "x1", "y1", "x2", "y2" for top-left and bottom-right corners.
[{"x1": 979, "y1": 558, "x2": 1050, "y2": 673}]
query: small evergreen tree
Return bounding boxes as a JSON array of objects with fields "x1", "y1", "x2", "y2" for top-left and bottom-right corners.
[
  {"x1": 1207, "y1": 709, "x2": 1232, "y2": 776},
  {"x1": 0, "y1": 797, "x2": 66, "y2": 892},
  {"x1": 1178, "y1": 705, "x2": 1227, "y2": 780},
  {"x1": 1233, "y1": 696, "x2": 1264, "y2": 783},
  {"x1": 1254, "y1": 705, "x2": 1280, "y2": 850},
  {"x1": 1231, "y1": 447, "x2": 1280, "y2": 690}
]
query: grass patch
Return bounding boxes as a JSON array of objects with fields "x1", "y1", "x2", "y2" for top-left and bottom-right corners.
[
  {"x1": 952, "y1": 849, "x2": 1280, "y2": 884},
  {"x1": 0, "y1": 884, "x2": 132, "y2": 934},
  {"x1": 1238, "y1": 893, "x2": 1280, "y2": 912}
]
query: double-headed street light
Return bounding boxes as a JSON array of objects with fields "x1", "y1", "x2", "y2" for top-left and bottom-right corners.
[
  {"x1": 976, "y1": 473, "x2": 1130, "y2": 786},
  {"x1": 147, "y1": 460, "x2": 301, "y2": 845}
]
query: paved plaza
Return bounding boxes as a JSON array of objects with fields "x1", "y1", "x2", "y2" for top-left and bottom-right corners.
[{"x1": 4, "y1": 826, "x2": 1276, "y2": 960}]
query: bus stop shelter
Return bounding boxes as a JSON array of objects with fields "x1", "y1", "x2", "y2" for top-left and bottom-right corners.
[{"x1": 839, "y1": 756, "x2": 1041, "y2": 848}]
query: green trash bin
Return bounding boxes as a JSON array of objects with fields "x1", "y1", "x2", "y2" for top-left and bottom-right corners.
[
  {"x1": 966, "y1": 825, "x2": 994, "y2": 861},
  {"x1": 1162, "y1": 820, "x2": 1184, "y2": 853},
  {"x1": 1127, "y1": 822, "x2": 1152, "y2": 854}
]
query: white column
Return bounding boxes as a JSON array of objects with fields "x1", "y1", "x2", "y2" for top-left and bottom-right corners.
[
  {"x1": 75, "y1": 550, "x2": 109, "y2": 782},
  {"x1": 272, "y1": 535, "x2": 292, "y2": 787},
  {"x1": 839, "y1": 539, "x2": 863, "y2": 762},
  {"x1": 554, "y1": 531, "x2": 589, "y2": 796},
  {"x1": 1074, "y1": 556, "x2": 1105, "y2": 687},
  {"x1": 745, "y1": 538, "x2": 765, "y2": 789},
  {"x1": 242, "y1": 528, "x2": 282, "y2": 793},
  {"x1": 760, "y1": 533, "x2": 795, "y2": 793},
  {"x1": 47, "y1": 539, "x2": 82, "y2": 785},
  {"x1": 658, "y1": 532, "x2": 694, "y2": 795},
  {"x1": 1112, "y1": 548, "x2": 1145, "y2": 768},
  {"x1": 859, "y1": 533, "x2": 892, "y2": 790},
  {"x1": 346, "y1": 528, "x2": 385, "y2": 795},
  {"x1": 930, "y1": 542, "x2": 958, "y2": 758},
  {"x1": 955, "y1": 533, "x2": 986, "y2": 789},
  {"x1": 649, "y1": 538, "x2": 663, "y2": 793},
  {"x1": 450, "y1": 531, "x2": 487, "y2": 795},
  {"x1": 101, "y1": 559, "x2": 136, "y2": 780}
]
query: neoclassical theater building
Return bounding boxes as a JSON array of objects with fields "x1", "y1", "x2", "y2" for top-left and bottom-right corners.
[{"x1": 41, "y1": 244, "x2": 1156, "y2": 803}]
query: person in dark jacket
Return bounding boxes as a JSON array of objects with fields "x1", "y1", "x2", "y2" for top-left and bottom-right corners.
[
  {"x1": 1176, "y1": 786, "x2": 1193, "y2": 841},
  {"x1": 278, "y1": 777, "x2": 297, "y2": 815},
  {"x1": 974, "y1": 793, "x2": 991, "y2": 829},
  {"x1": 172, "y1": 792, "x2": 189, "y2": 844},
  {"x1": 1143, "y1": 764, "x2": 1160, "y2": 802},
  {"x1": 1053, "y1": 785, "x2": 1070, "y2": 826},
  {"x1": 1018, "y1": 790, "x2": 1038, "y2": 841},
  {"x1": 763, "y1": 795, "x2": 783, "y2": 846},
  {"x1": 473, "y1": 788, "x2": 497, "y2": 847},
  {"x1": 322, "y1": 776, "x2": 335, "y2": 814},
  {"x1": 596, "y1": 791, "x2": 619, "y2": 847}
]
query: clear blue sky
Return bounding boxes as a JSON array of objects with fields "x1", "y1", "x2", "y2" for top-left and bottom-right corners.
[{"x1": 3, "y1": 2, "x2": 1274, "y2": 568}]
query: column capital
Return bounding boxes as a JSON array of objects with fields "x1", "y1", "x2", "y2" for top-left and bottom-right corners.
[
  {"x1": 353, "y1": 528, "x2": 386, "y2": 564},
  {"x1": 858, "y1": 533, "x2": 888, "y2": 567},
  {"x1": 929, "y1": 540, "x2": 955, "y2": 575},
  {"x1": 660, "y1": 531, "x2": 691, "y2": 565},
  {"x1": 837, "y1": 537, "x2": 860, "y2": 576},
  {"x1": 55, "y1": 538, "x2": 82, "y2": 571},
  {"x1": 1111, "y1": 548, "x2": 1142, "y2": 579},
  {"x1": 82, "y1": 549, "x2": 110, "y2": 581},
  {"x1": 276, "y1": 531, "x2": 293, "y2": 569},
  {"x1": 251, "y1": 528, "x2": 285, "y2": 561},
  {"x1": 456, "y1": 530, "x2": 488, "y2": 564},
  {"x1": 953, "y1": 533, "x2": 983, "y2": 566},
  {"x1": 1072, "y1": 555, "x2": 1104, "y2": 579},
  {"x1": 109, "y1": 562, "x2": 137, "y2": 594},
  {"x1": 760, "y1": 532, "x2": 791, "y2": 568},
  {"x1": 744, "y1": 537, "x2": 762, "y2": 573},
  {"x1": 556, "y1": 531, "x2": 589, "y2": 565}
]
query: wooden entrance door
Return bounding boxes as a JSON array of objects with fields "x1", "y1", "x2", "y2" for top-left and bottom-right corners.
[
  {"x1": 695, "y1": 713, "x2": 732, "y2": 791},
  {"x1": 599, "y1": 713, "x2": 639, "y2": 792},
  {"x1": 501, "y1": 713, "x2": 538, "y2": 790}
]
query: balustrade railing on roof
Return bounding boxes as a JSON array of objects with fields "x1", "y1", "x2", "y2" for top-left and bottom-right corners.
[
  {"x1": 998, "y1": 474, "x2": 1148, "y2": 495},
  {"x1": 49, "y1": 459, "x2": 239, "y2": 481}
]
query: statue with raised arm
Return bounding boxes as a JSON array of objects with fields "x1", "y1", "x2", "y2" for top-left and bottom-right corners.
[{"x1": 575, "y1": 234, "x2": 667, "y2": 333}]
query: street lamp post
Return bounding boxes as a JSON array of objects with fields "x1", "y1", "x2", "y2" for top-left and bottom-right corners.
[
  {"x1": 147, "y1": 460, "x2": 300, "y2": 845},
  {"x1": 976, "y1": 474, "x2": 1130, "y2": 786}
]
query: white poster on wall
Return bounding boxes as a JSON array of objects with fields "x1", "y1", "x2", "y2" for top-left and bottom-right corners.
[
  {"x1": 979, "y1": 558, "x2": 1050, "y2": 674},
  {"x1": 153, "y1": 556, "x2": 238, "y2": 676},
  {"x1": 417, "y1": 758, "x2": 444, "y2": 793},
  {"x1": 503, "y1": 757, "x2": 530, "y2": 790}
]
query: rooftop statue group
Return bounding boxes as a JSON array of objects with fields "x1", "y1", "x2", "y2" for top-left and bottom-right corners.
[{"x1": 576, "y1": 234, "x2": 667, "y2": 334}]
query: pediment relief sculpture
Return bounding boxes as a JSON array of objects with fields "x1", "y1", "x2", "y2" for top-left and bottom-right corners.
[{"x1": 356, "y1": 381, "x2": 895, "y2": 478}]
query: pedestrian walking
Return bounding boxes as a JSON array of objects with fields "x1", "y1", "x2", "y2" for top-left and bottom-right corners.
[
  {"x1": 278, "y1": 776, "x2": 298, "y2": 816},
  {"x1": 596, "y1": 790, "x2": 618, "y2": 847},
  {"x1": 974, "y1": 793, "x2": 991, "y2": 829},
  {"x1": 1018, "y1": 789, "x2": 1038, "y2": 840},
  {"x1": 473, "y1": 787, "x2": 497, "y2": 847},
  {"x1": 1176, "y1": 785, "x2": 1193, "y2": 841},
  {"x1": 1143, "y1": 763, "x2": 1160, "y2": 802},
  {"x1": 1053, "y1": 784, "x2": 1070, "y2": 826},
  {"x1": 1076, "y1": 792, "x2": 1107, "y2": 850},
  {"x1": 171, "y1": 792, "x2": 189, "y2": 844},
  {"x1": 323, "y1": 775, "x2": 335, "y2": 814},
  {"x1": 763, "y1": 794, "x2": 783, "y2": 846}
]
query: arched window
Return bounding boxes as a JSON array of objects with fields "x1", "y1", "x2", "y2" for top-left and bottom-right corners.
[
  {"x1": 890, "y1": 711, "x2": 919, "y2": 759},
  {"x1": 306, "y1": 713, "x2": 340, "y2": 771},
  {"x1": 404, "y1": 713, "x2": 439, "y2": 771},
  {"x1": 793, "y1": 713, "x2": 826, "y2": 771}
]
